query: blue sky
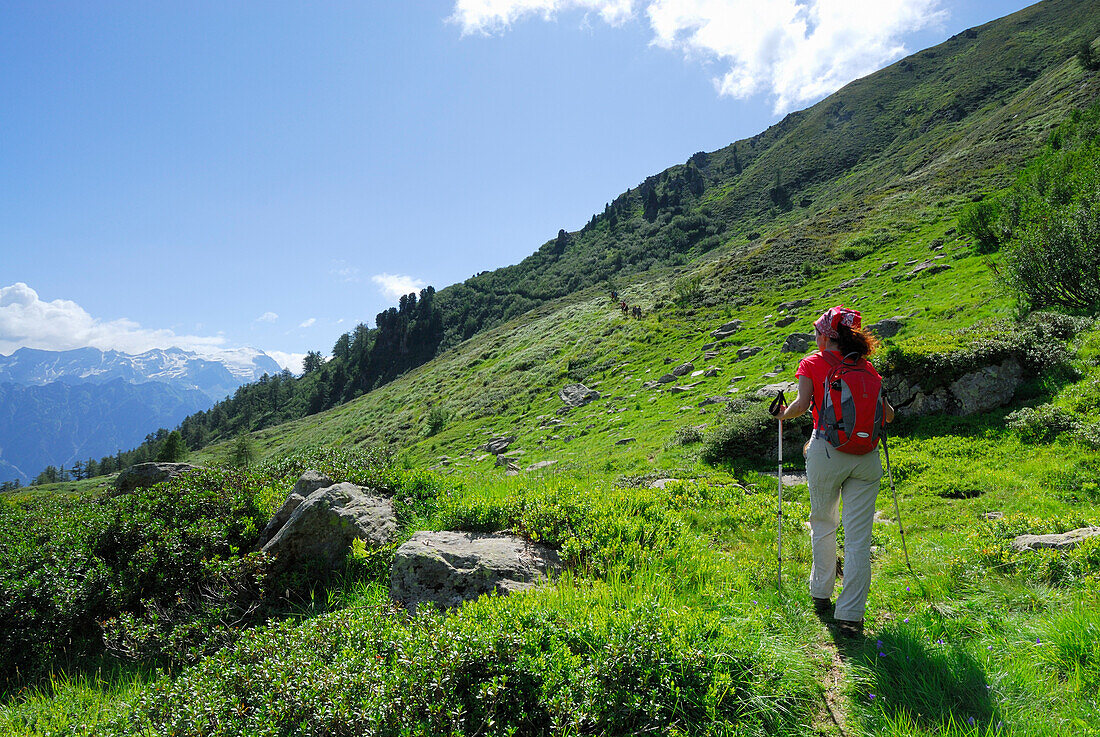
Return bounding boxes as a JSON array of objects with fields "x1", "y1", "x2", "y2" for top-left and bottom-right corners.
[{"x1": 0, "y1": 0, "x2": 1035, "y2": 370}]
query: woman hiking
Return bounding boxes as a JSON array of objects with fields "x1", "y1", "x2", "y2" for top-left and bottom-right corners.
[{"x1": 769, "y1": 306, "x2": 894, "y2": 639}]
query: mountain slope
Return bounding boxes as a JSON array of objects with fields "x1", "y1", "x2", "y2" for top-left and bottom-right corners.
[{"x1": 0, "y1": 379, "x2": 211, "y2": 482}]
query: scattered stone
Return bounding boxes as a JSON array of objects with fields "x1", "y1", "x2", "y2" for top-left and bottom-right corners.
[
  {"x1": 711, "y1": 320, "x2": 743, "y2": 338},
  {"x1": 755, "y1": 381, "x2": 798, "y2": 399},
  {"x1": 880, "y1": 260, "x2": 899, "y2": 271},
  {"x1": 672, "y1": 362, "x2": 695, "y2": 377},
  {"x1": 778, "y1": 298, "x2": 814, "y2": 310},
  {"x1": 657, "y1": 373, "x2": 677, "y2": 384},
  {"x1": 775, "y1": 315, "x2": 798, "y2": 328},
  {"x1": 868, "y1": 317, "x2": 905, "y2": 339},
  {"x1": 664, "y1": 357, "x2": 673, "y2": 364},
  {"x1": 781, "y1": 332, "x2": 814, "y2": 353},
  {"x1": 704, "y1": 351, "x2": 719, "y2": 360},
  {"x1": 115, "y1": 462, "x2": 201, "y2": 493},
  {"x1": 485, "y1": 436, "x2": 517, "y2": 455},
  {"x1": 668, "y1": 382, "x2": 701, "y2": 394},
  {"x1": 559, "y1": 383, "x2": 600, "y2": 408},
  {"x1": 615, "y1": 437, "x2": 636, "y2": 446},
  {"x1": 983, "y1": 512, "x2": 1004, "y2": 521},
  {"x1": 1012, "y1": 527, "x2": 1100, "y2": 552},
  {"x1": 873, "y1": 510, "x2": 892, "y2": 525},
  {"x1": 762, "y1": 370, "x2": 781, "y2": 378},
  {"x1": 649, "y1": 478, "x2": 679, "y2": 489},
  {"x1": 526, "y1": 460, "x2": 558, "y2": 472},
  {"x1": 691, "y1": 369, "x2": 704, "y2": 377},
  {"x1": 699, "y1": 396, "x2": 730, "y2": 406},
  {"x1": 390, "y1": 531, "x2": 561, "y2": 612},
  {"x1": 703, "y1": 367, "x2": 719, "y2": 377},
  {"x1": 767, "y1": 470, "x2": 808, "y2": 487},
  {"x1": 702, "y1": 342, "x2": 716, "y2": 351},
  {"x1": 262, "y1": 482, "x2": 397, "y2": 573},
  {"x1": 736, "y1": 346, "x2": 763, "y2": 360},
  {"x1": 730, "y1": 375, "x2": 746, "y2": 382},
  {"x1": 643, "y1": 380, "x2": 661, "y2": 389}
]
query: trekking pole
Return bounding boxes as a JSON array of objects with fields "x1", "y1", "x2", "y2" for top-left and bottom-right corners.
[
  {"x1": 881, "y1": 430, "x2": 914, "y2": 576},
  {"x1": 769, "y1": 391, "x2": 786, "y2": 591}
]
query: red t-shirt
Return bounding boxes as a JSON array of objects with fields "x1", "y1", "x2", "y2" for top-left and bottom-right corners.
[{"x1": 795, "y1": 351, "x2": 882, "y2": 428}]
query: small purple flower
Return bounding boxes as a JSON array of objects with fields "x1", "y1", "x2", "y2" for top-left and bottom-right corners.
[
  {"x1": 987, "y1": 645, "x2": 993, "y2": 650},
  {"x1": 869, "y1": 693, "x2": 876, "y2": 700},
  {"x1": 753, "y1": 600, "x2": 758, "y2": 605},
  {"x1": 906, "y1": 586, "x2": 910, "y2": 592},
  {"x1": 1036, "y1": 637, "x2": 1041, "y2": 645},
  {"x1": 879, "y1": 652, "x2": 886, "y2": 658},
  {"x1": 968, "y1": 716, "x2": 975, "y2": 726},
  {"x1": 904, "y1": 618, "x2": 909, "y2": 623},
  {"x1": 877, "y1": 640, "x2": 883, "y2": 647}
]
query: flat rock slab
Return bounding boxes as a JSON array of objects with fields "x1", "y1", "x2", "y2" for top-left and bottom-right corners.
[
  {"x1": 526, "y1": 460, "x2": 558, "y2": 472},
  {"x1": 755, "y1": 381, "x2": 798, "y2": 399},
  {"x1": 115, "y1": 462, "x2": 201, "y2": 493},
  {"x1": 390, "y1": 531, "x2": 561, "y2": 612},
  {"x1": 671, "y1": 362, "x2": 695, "y2": 377},
  {"x1": 781, "y1": 332, "x2": 814, "y2": 353},
  {"x1": 485, "y1": 436, "x2": 516, "y2": 454},
  {"x1": 262, "y1": 482, "x2": 397, "y2": 572},
  {"x1": 1012, "y1": 527, "x2": 1100, "y2": 552},
  {"x1": 559, "y1": 383, "x2": 600, "y2": 408}
]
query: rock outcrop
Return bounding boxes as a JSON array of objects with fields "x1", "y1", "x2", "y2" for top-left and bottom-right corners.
[
  {"x1": 884, "y1": 359, "x2": 1023, "y2": 417},
  {"x1": 390, "y1": 531, "x2": 561, "y2": 612},
  {"x1": 868, "y1": 317, "x2": 905, "y2": 339},
  {"x1": 262, "y1": 482, "x2": 397, "y2": 572},
  {"x1": 115, "y1": 462, "x2": 201, "y2": 493},
  {"x1": 485, "y1": 436, "x2": 516, "y2": 455}
]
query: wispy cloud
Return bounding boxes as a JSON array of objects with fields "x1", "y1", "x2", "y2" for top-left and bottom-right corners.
[
  {"x1": 330, "y1": 260, "x2": 361, "y2": 283},
  {"x1": 299, "y1": 318, "x2": 317, "y2": 328},
  {"x1": 0, "y1": 282, "x2": 227, "y2": 356},
  {"x1": 256, "y1": 311, "x2": 279, "y2": 323},
  {"x1": 450, "y1": 0, "x2": 944, "y2": 113},
  {"x1": 371, "y1": 273, "x2": 427, "y2": 301}
]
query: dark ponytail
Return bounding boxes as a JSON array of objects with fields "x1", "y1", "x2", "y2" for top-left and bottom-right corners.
[{"x1": 836, "y1": 324, "x2": 880, "y2": 358}]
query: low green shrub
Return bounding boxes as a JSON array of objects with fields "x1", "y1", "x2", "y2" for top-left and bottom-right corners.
[
  {"x1": 107, "y1": 592, "x2": 813, "y2": 737},
  {"x1": 701, "y1": 399, "x2": 812, "y2": 467},
  {"x1": 1006, "y1": 404, "x2": 1081, "y2": 443}
]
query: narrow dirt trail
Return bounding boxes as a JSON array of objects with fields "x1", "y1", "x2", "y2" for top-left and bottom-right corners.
[{"x1": 811, "y1": 641, "x2": 851, "y2": 736}]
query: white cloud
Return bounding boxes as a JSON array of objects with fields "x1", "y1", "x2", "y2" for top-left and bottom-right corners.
[
  {"x1": 299, "y1": 318, "x2": 317, "y2": 328},
  {"x1": 265, "y1": 350, "x2": 308, "y2": 374},
  {"x1": 0, "y1": 282, "x2": 227, "y2": 356},
  {"x1": 371, "y1": 273, "x2": 427, "y2": 301},
  {"x1": 256, "y1": 311, "x2": 279, "y2": 323},
  {"x1": 450, "y1": 0, "x2": 943, "y2": 113},
  {"x1": 450, "y1": 0, "x2": 637, "y2": 33}
]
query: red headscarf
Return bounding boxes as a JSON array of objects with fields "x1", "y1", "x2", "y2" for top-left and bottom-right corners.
[{"x1": 813, "y1": 305, "x2": 861, "y2": 338}]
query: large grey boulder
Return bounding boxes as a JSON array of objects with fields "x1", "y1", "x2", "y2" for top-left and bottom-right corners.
[
  {"x1": 262, "y1": 482, "x2": 397, "y2": 572},
  {"x1": 256, "y1": 470, "x2": 335, "y2": 547},
  {"x1": 390, "y1": 531, "x2": 561, "y2": 612},
  {"x1": 559, "y1": 383, "x2": 600, "y2": 408},
  {"x1": 1012, "y1": 527, "x2": 1100, "y2": 552},
  {"x1": 115, "y1": 462, "x2": 200, "y2": 493},
  {"x1": 781, "y1": 333, "x2": 814, "y2": 353}
]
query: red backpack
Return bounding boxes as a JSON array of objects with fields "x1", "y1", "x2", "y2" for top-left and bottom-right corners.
[{"x1": 817, "y1": 352, "x2": 885, "y2": 454}]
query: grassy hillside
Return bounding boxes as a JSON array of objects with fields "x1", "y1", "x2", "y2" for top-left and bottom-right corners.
[{"x1": 108, "y1": 0, "x2": 1100, "y2": 464}]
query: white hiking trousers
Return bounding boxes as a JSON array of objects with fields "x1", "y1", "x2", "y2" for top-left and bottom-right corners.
[{"x1": 805, "y1": 434, "x2": 883, "y2": 623}]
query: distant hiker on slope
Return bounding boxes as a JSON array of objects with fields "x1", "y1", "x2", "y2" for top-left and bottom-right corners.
[{"x1": 769, "y1": 305, "x2": 894, "y2": 639}]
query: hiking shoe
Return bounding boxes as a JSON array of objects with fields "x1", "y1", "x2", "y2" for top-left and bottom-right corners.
[
  {"x1": 834, "y1": 619, "x2": 863, "y2": 640},
  {"x1": 813, "y1": 597, "x2": 834, "y2": 616}
]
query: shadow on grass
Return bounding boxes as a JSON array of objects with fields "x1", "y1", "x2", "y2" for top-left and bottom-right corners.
[{"x1": 836, "y1": 629, "x2": 1002, "y2": 732}]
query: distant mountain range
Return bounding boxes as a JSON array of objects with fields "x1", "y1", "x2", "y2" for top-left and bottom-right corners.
[{"x1": 0, "y1": 346, "x2": 284, "y2": 483}]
